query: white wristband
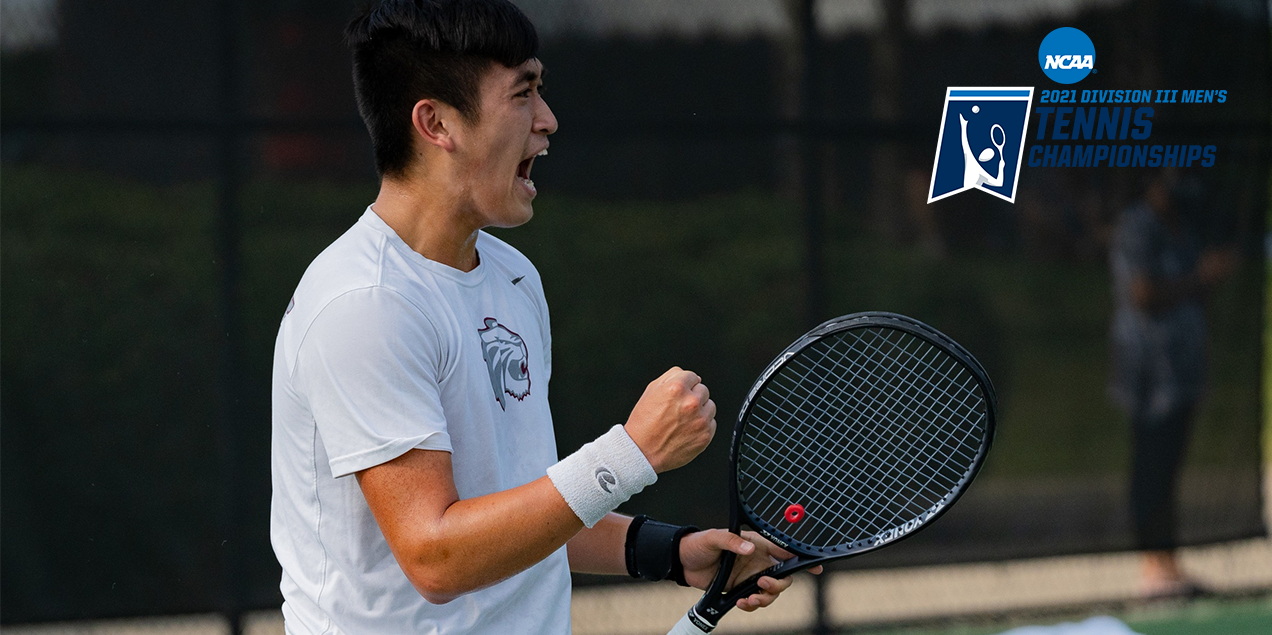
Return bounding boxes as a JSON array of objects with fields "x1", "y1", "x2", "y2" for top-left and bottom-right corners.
[{"x1": 547, "y1": 424, "x2": 658, "y2": 528}]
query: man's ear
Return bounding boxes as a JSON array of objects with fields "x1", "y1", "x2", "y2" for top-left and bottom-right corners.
[{"x1": 411, "y1": 99, "x2": 457, "y2": 152}]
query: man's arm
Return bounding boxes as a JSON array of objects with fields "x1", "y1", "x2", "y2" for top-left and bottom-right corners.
[
  {"x1": 357, "y1": 449, "x2": 581, "y2": 604},
  {"x1": 566, "y1": 513, "x2": 631, "y2": 575},
  {"x1": 358, "y1": 366, "x2": 715, "y2": 604},
  {"x1": 565, "y1": 513, "x2": 819, "y2": 612}
]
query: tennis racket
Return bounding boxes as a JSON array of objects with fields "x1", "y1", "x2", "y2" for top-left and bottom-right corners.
[
  {"x1": 668, "y1": 312, "x2": 996, "y2": 634},
  {"x1": 991, "y1": 123, "x2": 1006, "y2": 156}
]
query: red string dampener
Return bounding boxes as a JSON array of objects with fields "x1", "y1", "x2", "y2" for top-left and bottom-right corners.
[{"x1": 784, "y1": 504, "x2": 805, "y2": 523}]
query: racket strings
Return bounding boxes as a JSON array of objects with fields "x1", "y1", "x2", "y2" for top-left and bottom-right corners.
[
  {"x1": 754, "y1": 330, "x2": 983, "y2": 544},
  {"x1": 811, "y1": 334, "x2": 980, "y2": 538},
  {"x1": 840, "y1": 330, "x2": 984, "y2": 478},
  {"x1": 780, "y1": 331, "x2": 982, "y2": 543},
  {"x1": 747, "y1": 333, "x2": 975, "y2": 521},
  {"x1": 745, "y1": 348, "x2": 962, "y2": 539},
  {"x1": 737, "y1": 327, "x2": 988, "y2": 550},
  {"x1": 745, "y1": 350, "x2": 970, "y2": 544},
  {"x1": 742, "y1": 350, "x2": 975, "y2": 547},
  {"x1": 789, "y1": 365, "x2": 968, "y2": 536}
]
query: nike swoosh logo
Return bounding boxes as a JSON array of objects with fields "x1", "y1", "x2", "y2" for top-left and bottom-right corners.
[{"x1": 510, "y1": 276, "x2": 525, "y2": 285}]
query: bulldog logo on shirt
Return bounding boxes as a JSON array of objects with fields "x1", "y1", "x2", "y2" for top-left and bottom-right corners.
[{"x1": 478, "y1": 317, "x2": 531, "y2": 410}]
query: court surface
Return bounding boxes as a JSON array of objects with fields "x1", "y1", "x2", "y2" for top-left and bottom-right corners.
[
  {"x1": 856, "y1": 595, "x2": 1272, "y2": 635},
  {"x1": 5, "y1": 536, "x2": 1269, "y2": 635}
]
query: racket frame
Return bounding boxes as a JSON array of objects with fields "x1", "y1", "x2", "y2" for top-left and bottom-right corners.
[{"x1": 686, "y1": 312, "x2": 997, "y2": 630}]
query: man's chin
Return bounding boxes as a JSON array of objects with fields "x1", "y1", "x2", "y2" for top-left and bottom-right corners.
[{"x1": 489, "y1": 203, "x2": 534, "y2": 229}]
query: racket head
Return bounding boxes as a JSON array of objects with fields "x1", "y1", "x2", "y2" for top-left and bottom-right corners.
[
  {"x1": 729, "y1": 312, "x2": 996, "y2": 560},
  {"x1": 991, "y1": 123, "x2": 1006, "y2": 149}
]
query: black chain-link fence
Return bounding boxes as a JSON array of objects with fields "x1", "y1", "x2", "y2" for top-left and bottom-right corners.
[{"x1": 2, "y1": 0, "x2": 1268, "y2": 630}]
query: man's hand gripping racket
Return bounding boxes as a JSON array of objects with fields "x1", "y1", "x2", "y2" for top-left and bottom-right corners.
[{"x1": 668, "y1": 312, "x2": 997, "y2": 634}]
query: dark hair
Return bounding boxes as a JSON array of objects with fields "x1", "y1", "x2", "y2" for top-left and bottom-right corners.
[{"x1": 346, "y1": 0, "x2": 539, "y2": 178}]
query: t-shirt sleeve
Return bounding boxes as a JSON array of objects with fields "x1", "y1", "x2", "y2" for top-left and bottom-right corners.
[{"x1": 295, "y1": 286, "x2": 452, "y2": 478}]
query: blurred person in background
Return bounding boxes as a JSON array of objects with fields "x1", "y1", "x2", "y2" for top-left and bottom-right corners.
[{"x1": 1107, "y1": 169, "x2": 1237, "y2": 598}]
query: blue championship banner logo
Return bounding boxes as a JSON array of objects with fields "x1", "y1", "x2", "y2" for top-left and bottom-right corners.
[{"x1": 927, "y1": 87, "x2": 1034, "y2": 204}]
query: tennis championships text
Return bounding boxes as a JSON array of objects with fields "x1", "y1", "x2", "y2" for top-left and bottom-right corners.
[{"x1": 1028, "y1": 88, "x2": 1228, "y2": 169}]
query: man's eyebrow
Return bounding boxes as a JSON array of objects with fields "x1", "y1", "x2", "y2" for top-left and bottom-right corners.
[{"x1": 512, "y1": 66, "x2": 545, "y2": 88}]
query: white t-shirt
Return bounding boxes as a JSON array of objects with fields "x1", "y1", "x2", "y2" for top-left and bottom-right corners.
[{"x1": 270, "y1": 208, "x2": 571, "y2": 635}]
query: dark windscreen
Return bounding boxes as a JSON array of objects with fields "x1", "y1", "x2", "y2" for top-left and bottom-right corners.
[{"x1": 2, "y1": 0, "x2": 1266, "y2": 624}]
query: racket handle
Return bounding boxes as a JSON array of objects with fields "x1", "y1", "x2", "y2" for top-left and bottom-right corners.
[{"x1": 667, "y1": 609, "x2": 714, "y2": 635}]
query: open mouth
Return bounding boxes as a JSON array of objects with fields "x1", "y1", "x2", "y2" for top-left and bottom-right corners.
[
  {"x1": 516, "y1": 148, "x2": 548, "y2": 192},
  {"x1": 517, "y1": 157, "x2": 534, "y2": 184}
]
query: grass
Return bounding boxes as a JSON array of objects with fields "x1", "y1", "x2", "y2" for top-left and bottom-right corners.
[{"x1": 850, "y1": 594, "x2": 1272, "y2": 635}]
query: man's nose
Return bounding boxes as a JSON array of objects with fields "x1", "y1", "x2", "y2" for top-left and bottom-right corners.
[{"x1": 535, "y1": 97, "x2": 558, "y2": 136}]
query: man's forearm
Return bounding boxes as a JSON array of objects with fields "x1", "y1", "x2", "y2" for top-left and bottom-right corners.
[
  {"x1": 359, "y1": 452, "x2": 584, "y2": 604},
  {"x1": 419, "y1": 477, "x2": 584, "y2": 598},
  {"x1": 360, "y1": 365, "x2": 716, "y2": 603},
  {"x1": 567, "y1": 513, "x2": 633, "y2": 575}
]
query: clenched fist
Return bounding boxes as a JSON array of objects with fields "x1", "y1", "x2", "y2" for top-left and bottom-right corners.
[{"x1": 623, "y1": 367, "x2": 717, "y2": 473}]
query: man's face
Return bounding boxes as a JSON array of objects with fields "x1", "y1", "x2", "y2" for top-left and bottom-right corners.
[{"x1": 451, "y1": 58, "x2": 556, "y2": 228}]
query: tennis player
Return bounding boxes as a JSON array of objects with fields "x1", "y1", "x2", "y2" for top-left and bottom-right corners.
[{"x1": 270, "y1": 1, "x2": 816, "y2": 633}]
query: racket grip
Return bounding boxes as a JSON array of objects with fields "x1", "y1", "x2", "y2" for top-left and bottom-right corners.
[{"x1": 667, "y1": 609, "x2": 713, "y2": 635}]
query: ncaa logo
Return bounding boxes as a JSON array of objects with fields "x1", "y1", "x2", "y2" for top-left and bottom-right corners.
[
  {"x1": 1038, "y1": 27, "x2": 1095, "y2": 84},
  {"x1": 927, "y1": 87, "x2": 1034, "y2": 204}
]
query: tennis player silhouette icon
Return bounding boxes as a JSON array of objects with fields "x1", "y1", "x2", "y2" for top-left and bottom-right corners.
[
  {"x1": 927, "y1": 87, "x2": 1032, "y2": 204},
  {"x1": 959, "y1": 106, "x2": 1006, "y2": 189}
]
